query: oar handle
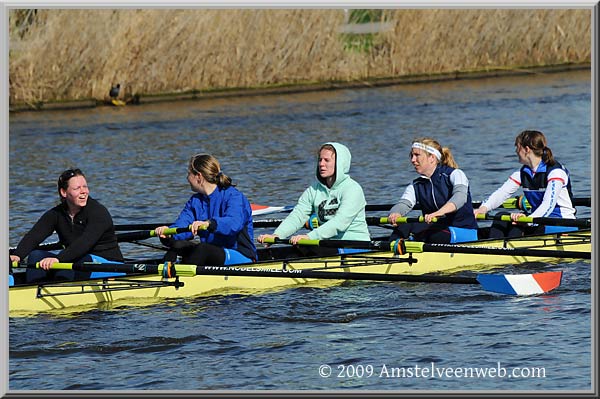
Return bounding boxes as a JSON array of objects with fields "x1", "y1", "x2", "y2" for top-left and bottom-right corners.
[
  {"x1": 264, "y1": 237, "x2": 376, "y2": 249},
  {"x1": 367, "y1": 216, "x2": 439, "y2": 225},
  {"x1": 115, "y1": 226, "x2": 192, "y2": 242},
  {"x1": 157, "y1": 224, "x2": 208, "y2": 236},
  {"x1": 28, "y1": 261, "x2": 199, "y2": 278},
  {"x1": 364, "y1": 196, "x2": 591, "y2": 212},
  {"x1": 117, "y1": 224, "x2": 211, "y2": 242},
  {"x1": 115, "y1": 223, "x2": 173, "y2": 231},
  {"x1": 476, "y1": 213, "x2": 590, "y2": 228},
  {"x1": 262, "y1": 237, "x2": 329, "y2": 246}
]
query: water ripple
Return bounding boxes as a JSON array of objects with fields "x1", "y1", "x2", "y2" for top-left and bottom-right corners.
[{"x1": 8, "y1": 70, "x2": 592, "y2": 391}]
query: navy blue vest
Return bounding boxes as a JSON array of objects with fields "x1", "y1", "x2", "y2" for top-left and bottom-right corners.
[
  {"x1": 412, "y1": 165, "x2": 478, "y2": 229},
  {"x1": 520, "y1": 160, "x2": 573, "y2": 217}
]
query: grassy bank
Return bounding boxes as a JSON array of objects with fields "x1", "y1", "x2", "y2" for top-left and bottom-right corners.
[{"x1": 8, "y1": 9, "x2": 592, "y2": 109}]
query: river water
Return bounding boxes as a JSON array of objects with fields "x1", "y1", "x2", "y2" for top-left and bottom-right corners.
[{"x1": 7, "y1": 70, "x2": 593, "y2": 392}]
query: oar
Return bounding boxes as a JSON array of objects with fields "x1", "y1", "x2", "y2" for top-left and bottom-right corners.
[
  {"x1": 9, "y1": 229, "x2": 174, "y2": 252},
  {"x1": 115, "y1": 226, "x2": 192, "y2": 241},
  {"x1": 115, "y1": 223, "x2": 173, "y2": 231},
  {"x1": 117, "y1": 223, "x2": 212, "y2": 242},
  {"x1": 475, "y1": 213, "x2": 591, "y2": 228},
  {"x1": 113, "y1": 204, "x2": 295, "y2": 231},
  {"x1": 10, "y1": 226, "x2": 198, "y2": 252},
  {"x1": 365, "y1": 216, "x2": 439, "y2": 225},
  {"x1": 252, "y1": 216, "x2": 437, "y2": 229},
  {"x1": 33, "y1": 262, "x2": 564, "y2": 296},
  {"x1": 10, "y1": 241, "x2": 65, "y2": 252},
  {"x1": 364, "y1": 196, "x2": 591, "y2": 212},
  {"x1": 110, "y1": 197, "x2": 591, "y2": 231},
  {"x1": 252, "y1": 196, "x2": 591, "y2": 222},
  {"x1": 261, "y1": 238, "x2": 591, "y2": 259}
]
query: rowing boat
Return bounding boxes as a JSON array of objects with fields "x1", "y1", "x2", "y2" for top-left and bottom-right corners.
[{"x1": 9, "y1": 229, "x2": 590, "y2": 316}]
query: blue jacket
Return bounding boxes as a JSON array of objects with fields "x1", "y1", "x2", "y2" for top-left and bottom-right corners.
[
  {"x1": 170, "y1": 186, "x2": 257, "y2": 260},
  {"x1": 413, "y1": 165, "x2": 478, "y2": 230}
]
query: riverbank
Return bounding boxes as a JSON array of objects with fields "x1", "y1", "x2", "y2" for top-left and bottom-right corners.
[
  {"x1": 8, "y1": 9, "x2": 592, "y2": 111},
  {"x1": 8, "y1": 62, "x2": 590, "y2": 113}
]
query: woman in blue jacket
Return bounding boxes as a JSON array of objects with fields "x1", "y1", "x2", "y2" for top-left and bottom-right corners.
[
  {"x1": 155, "y1": 154, "x2": 257, "y2": 265},
  {"x1": 388, "y1": 137, "x2": 478, "y2": 244}
]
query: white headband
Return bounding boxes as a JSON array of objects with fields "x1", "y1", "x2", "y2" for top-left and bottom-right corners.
[{"x1": 412, "y1": 142, "x2": 441, "y2": 160}]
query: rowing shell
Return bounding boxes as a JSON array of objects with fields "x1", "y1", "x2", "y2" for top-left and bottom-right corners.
[{"x1": 9, "y1": 230, "x2": 591, "y2": 316}]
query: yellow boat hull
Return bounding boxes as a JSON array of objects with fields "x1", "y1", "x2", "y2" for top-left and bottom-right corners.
[{"x1": 9, "y1": 230, "x2": 591, "y2": 316}]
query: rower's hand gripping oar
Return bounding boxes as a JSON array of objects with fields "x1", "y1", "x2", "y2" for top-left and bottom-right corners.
[
  {"x1": 116, "y1": 223, "x2": 210, "y2": 242},
  {"x1": 252, "y1": 215, "x2": 439, "y2": 229},
  {"x1": 366, "y1": 216, "x2": 441, "y2": 225},
  {"x1": 116, "y1": 226, "x2": 191, "y2": 242},
  {"x1": 261, "y1": 237, "x2": 591, "y2": 259},
  {"x1": 363, "y1": 196, "x2": 591, "y2": 212},
  {"x1": 475, "y1": 213, "x2": 591, "y2": 228},
  {"x1": 30, "y1": 261, "x2": 564, "y2": 296}
]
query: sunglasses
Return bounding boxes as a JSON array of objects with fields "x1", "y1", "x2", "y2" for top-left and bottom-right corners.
[{"x1": 58, "y1": 169, "x2": 83, "y2": 185}]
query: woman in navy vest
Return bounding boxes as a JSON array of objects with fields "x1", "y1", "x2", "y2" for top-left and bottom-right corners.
[
  {"x1": 474, "y1": 130, "x2": 576, "y2": 238},
  {"x1": 388, "y1": 138, "x2": 478, "y2": 244}
]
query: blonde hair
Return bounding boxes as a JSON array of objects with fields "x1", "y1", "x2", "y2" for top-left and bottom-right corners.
[
  {"x1": 411, "y1": 137, "x2": 458, "y2": 168},
  {"x1": 189, "y1": 154, "x2": 234, "y2": 188}
]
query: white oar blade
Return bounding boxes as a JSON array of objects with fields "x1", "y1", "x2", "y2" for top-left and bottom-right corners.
[
  {"x1": 476, "y1": 271, "x2": 563, "y2": 295},
  {"x1": 251, "y1": 204, "x2": 293, "y2": 216}
]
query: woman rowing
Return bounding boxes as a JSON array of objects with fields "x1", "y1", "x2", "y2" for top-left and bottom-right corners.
[
  {"x1": 257, "y1": 142, "x2": 369, "y2": 253},
  {"x1": 387, "y1": 137, "x2": 478, "y2": 244},
  {"x1": 154, "y1": 153, "x2": 257, "y2": 265},
  {"x1": 9, "y1": 168, "x2": 124, "y2": 283},
  {"x1": 474, "y1": 130, "x2": 576, "y2": 238}
]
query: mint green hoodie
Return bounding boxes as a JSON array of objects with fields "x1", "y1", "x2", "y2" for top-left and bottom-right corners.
[{"x1": 274, "y1": 142, "x2": 370, "y2": 241}]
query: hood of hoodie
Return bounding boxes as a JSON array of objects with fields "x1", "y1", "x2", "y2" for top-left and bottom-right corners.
[{"x1": 316, "y1": 142, "x2": 351, "y2": 190}]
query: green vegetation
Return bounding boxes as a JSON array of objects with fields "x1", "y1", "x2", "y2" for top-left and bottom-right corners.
[{"x1": 341, "y1": 10, "x2": 388, "y2": 53}]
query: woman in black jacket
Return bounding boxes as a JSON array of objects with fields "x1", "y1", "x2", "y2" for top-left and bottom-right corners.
[{"x1": 10, "y1": 168, "x2": 123, "y2": 283}]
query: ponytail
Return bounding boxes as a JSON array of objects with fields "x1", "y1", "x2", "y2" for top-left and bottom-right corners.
[
  {"x1": 515, "y1": 130, "x2": 555, "y2": 166},
  {"x1": 189, "y1": 154, "x2": 234, "y2": 189},
  {"x1": 412, "y1": 138, "x2": 459, "y2": 168}
]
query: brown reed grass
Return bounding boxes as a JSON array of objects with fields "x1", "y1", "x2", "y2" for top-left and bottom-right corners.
[{"x1": 8, "y1": 8, "x2": 591, "y2": 106}]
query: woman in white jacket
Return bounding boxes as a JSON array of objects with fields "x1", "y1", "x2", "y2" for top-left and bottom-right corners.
[{"x1": 474, "y1": 130, "x2": 576, "y2": 238}]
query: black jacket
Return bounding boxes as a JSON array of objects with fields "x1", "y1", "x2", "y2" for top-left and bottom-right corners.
[{"x1": 13, "y1": 197, "x2": 124, "y2": 262}]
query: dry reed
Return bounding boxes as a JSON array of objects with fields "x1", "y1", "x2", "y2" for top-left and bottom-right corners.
[{"x1": 8, "y1": 8, "x2": 592, "y2": 106}]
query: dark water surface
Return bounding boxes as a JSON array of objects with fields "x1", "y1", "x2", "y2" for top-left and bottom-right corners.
[{"x1": 8, "y1": 70, "x2": 592, "y2": 391}]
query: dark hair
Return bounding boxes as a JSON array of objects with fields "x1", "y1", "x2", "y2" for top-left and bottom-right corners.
[
  {"x1": 57, "y1": 168, "x2": 85, "y2": 202},
  {"x1": 189, "y1": 154, "x2": 233, "y2": 188},
  {"x1": 514, "y1": 130, "x2": 555, "y2": 166}
]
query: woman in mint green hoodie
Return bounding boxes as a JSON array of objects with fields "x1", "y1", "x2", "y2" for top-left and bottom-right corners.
[{"x1": 257, "y1": 142, "x2": 370, "y2": 248}]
